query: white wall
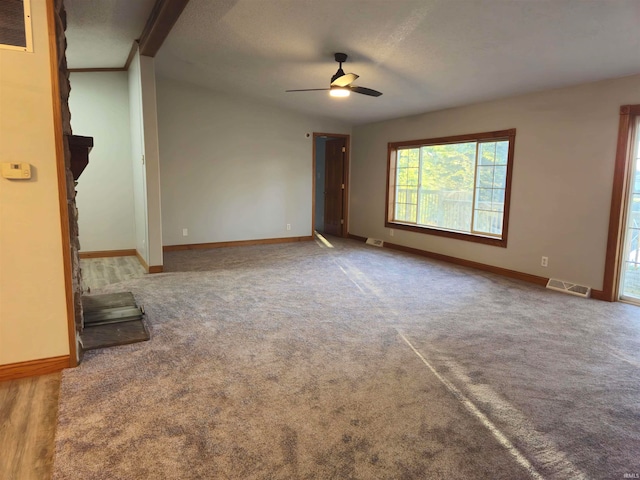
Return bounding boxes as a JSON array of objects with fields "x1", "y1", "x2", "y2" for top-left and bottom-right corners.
[
  {"x1": 0, "y1": 0, "x2": 69, "y2": 364},
  {"x1": 128, "y1": 50, "x2": 163, "y2": 268},
  {"x1": 156, "y1": 77, "x2": 351, "y2": 246},
  {"x1": 351, "y1": 74, "x2": 640, "y2": 291},
  {"x1": 69, "y1": 72, "x2": 135, "y2": 252},
  {"x1": 139, "y1": 55, "x2": 163, "y2": 268},
  {"x1": 128, "y1": 50, "x2": 149, "y2": 262}
]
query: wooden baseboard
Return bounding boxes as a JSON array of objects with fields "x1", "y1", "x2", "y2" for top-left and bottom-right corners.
[
  {"x1": 163, "y1": 235, "x2": 314, "y2": 252},
  {"x1": 0, "y1": 355, "x2": 70, "y2": 382},
  {"x1": 135, "y1": 250, "x2": 149, "y2": 272},
  {"x1": 348, "y1": 233, "x2": 548, "y2": 287},
  {"x1": 79, "y1": 249, "x2": 136, "y2": 259},
  {"x1": 134, "y1": 250, "x2": 163, "y2": 274},
  {"x1": 386, "y1": 241, "x2": 549, "y2": 286},
  {"x1": 589, "y1": 289, "x2": 606, "y2": 301},
  {"x1": 347, "y1": 233, "x2": 367, "y2": 243}
]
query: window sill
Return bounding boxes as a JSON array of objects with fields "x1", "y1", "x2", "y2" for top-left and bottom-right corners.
[{"x1": 385, "y1": 221, "x2": 507, "y2": 247}]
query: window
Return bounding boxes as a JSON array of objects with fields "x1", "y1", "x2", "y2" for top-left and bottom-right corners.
[{"x1": 386, "y1": 129, "x2": 515, "y2": 247}]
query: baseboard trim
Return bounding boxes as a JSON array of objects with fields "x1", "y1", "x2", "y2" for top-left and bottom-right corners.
[
  {"x1": 79, "y1": 249, "x2": 136, "y2": 259},
  {"x1": 347, "y1": 233, "x2": 367, "y2": 242},
  {"x1": 163, "y1": 236, "x2": 314, "y2": 252},
  {"x1": 134, "y1": 250, "x2": 163, "y2": 274},
  {"x1": 0, "y1": 355, "x2": 70, "y2": 382},
  {"x1": 135, "y1": 250, "x2": 149, "y2": 272},
  {"x1": 590, "y1": 289, "x2": 606, "y2": 300},
  {"x1": 348, "y1": 233, "x2": 548, "y2": 287}
]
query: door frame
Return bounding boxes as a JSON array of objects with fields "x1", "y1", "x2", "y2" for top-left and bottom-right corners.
[
  {"x1": 312, "y1": 132, "x2": 351, "y2": 237},
  {"x1": 602, "y1": 105, "x2": 640, "y2": 301}
]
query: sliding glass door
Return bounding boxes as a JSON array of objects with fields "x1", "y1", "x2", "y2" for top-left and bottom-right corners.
[{"x1": 619, "y1": 118, "x2": 640, "y2": 303}]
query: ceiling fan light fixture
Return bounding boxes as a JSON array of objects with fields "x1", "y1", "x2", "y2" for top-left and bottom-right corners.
[{"x1": 330, "y1": 87, "x2": 350, "y2": 98}]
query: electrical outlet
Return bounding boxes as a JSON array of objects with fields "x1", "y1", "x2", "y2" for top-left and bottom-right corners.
[
  {"x1": 286, "y1": 224, "x2": 291, "y2": 231},
  {"x1": 541, "y1": 256, "x2": 548, "y2": 267},
  {"x1": 390, "y1": 229, "x2": 394, "y2": 237},
  {"x1": 182, "y1": 228, "x2": 188, "y2": 236}
]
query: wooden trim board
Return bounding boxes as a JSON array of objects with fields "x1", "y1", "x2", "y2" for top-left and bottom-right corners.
[
  {"x1": 80, "y1": 249, "x2": 137, "y2": 259},
  {"x1": 164, "y1": 236, "x2": 313, "y2": 252},
  {"x1": 133, "y1": 250, "x2": 163, "y2": 274},
  {"x1": 47, "y1": 0, "x2": 77, "y2": 367},
  {"x1": 135, "y1": 250, "x2": 149, "y2": 272},
  {"x1": 68, "y1": 67, "x2": 126, "y2": 73},
  {"x1": 385, "y1": 241, "x2": 548, "y2": 286},
  {"x1": 0, "y1": 355, "x2": 70, "y2": 382},
  {"x1": 350, "y1": 233, "x2": 607, "y2": 300},
  {"x1": 601, "y1": 105, "x2": 640, "y2": 301},
  {"x1": 348, "y1": 233, "x2": 548, "y2": 287},
  {"x1": 139, "y1": 0, "x2": 190, "y2": 57}
]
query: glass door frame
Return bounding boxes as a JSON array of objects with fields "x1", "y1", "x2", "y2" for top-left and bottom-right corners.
[{"x1": 619, "y1": 117, "x2": 640, "y2": 304}]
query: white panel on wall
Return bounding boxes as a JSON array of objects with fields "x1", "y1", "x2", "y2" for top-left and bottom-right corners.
[
  {"x1": 69, "y1": 71, "x2": 135, "y2": 252},
  {"x1": 350, "y1": 74, "x2": 640, "y2": 291},
  {"x1": 128, "y1": 50, "x2": 149, "y2": 262},
  {"x1": 156, "y1": 77, "x2": 350, "y2": 247},
  {"x1": 139, "y1": 55, "x2": 163, "y2": 268}
]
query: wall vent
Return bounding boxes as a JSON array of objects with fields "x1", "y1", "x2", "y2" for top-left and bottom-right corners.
[
  {"x1": 0, "y1": 0, "x2": 33, "y2": 52},
  {"x1": 365, "y1": 238, "x2": 384, "y2": 247},
  {"x1": 546, "y1": 278, "x2": 591, "y2": 298}
]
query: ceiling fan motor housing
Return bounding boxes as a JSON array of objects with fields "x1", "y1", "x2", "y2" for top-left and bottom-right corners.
[{"x1": 331, "y1": 53, "x2": 348, "y2": 83}]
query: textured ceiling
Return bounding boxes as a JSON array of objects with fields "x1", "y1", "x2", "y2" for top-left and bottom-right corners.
[
  {"x1": 66, "y1": 0, "x2": 640, "y2": 125},
  {"x1": 65, "y1": 0, "x2": 156, "y2": 68}
]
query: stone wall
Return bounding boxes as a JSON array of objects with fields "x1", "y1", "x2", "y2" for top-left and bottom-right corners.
[{"x1": 54, "y1": 0, "x2": 84, "y2": 362}]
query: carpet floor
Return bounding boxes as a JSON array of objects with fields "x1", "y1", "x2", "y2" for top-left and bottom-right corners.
[{"x1": 52, "y1": 236, "x2": 640, "y2": 479}]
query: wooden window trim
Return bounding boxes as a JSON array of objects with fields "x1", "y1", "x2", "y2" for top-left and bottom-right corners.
[
  {"x1": 601, "y1": 105, "x2": 640, "y2": 301},
  {"x1": 385, "y1": 129, "x2": 516, "y2": 248}
]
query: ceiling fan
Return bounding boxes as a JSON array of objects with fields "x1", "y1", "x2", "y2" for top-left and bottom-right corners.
[{"x1": 286, "y1": 53, "x2": 382, "y2": 98}]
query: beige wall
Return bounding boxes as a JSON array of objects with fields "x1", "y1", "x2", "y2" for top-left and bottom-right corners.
[
  {"x1": 156, "y1": 77, "x2": 351, "y2": 246},
  {"x1": 350, "y1": 74, "x2": 640, "y2": 291},
  {"x1": 0, "y1": 0, "x2": 69, "y2": 364}
]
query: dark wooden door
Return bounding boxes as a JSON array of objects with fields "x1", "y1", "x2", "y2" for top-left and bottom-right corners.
[{"x1": 324, "y1": 138, "x2": 345, "y2": 236}]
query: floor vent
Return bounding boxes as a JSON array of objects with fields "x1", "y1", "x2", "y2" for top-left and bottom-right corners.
[
  {"x1": 365, "y1": 238, "x2": 384, "y2": 247},
  {"x1": 546, "y1": 278, "x2": 591, "y2": 298}
]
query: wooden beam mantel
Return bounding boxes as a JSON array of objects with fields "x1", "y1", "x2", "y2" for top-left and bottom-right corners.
[{"x1": 139, "y1": 0, "x2": 190, "y2": 57}]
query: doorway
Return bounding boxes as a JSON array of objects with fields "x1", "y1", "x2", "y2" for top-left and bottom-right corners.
[{"x1": 313, "y1": 133, "x2": 350, "y2": 237}]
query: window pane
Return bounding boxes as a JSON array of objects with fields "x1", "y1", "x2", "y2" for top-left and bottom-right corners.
[
  {"x1": 494, "y1": 165, "x2": 507, "y2": 187},
  {"x1": 495, "y1": 141, "x2": 509, "y2": 165},
  {"x1": 397, "y1": 149, "x2": 410, "y2": 168},
  {"x1": 418, "y1": 142, "x2": 475, "y2": 232},
  {"x1": 476, "y1": 188, "x2": 492, "y2": 206},
  {"x1": 477, "y1": 165, "x2": 495, "y2": 188},
  {"x1": 478, "y1": 142, "x2": 496, "y2": 165},
  {"x1": 474, "y1": 210, "x2": 503, "y2": 235},
  {"x1": 492, "y1": 188, "x2": 505, "y2": 212},
  {"x1": 407, "y1": 148, "x2": 420, "y2": 168}
]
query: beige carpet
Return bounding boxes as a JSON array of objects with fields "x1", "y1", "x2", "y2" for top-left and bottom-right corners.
[{"x1": 53, "y1": 236, "x2": 640, "y2": 479}]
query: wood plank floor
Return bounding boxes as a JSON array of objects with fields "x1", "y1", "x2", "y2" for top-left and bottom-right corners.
[
  {"x1": 81, "y1": 255, "x2": 147, "y2": 292},
  {"x1": 0, "y1": 373, "x2": 61, "y2": 480},
  {"x1": 0, "y1": 255, "x2": 145, "y2": 480}
]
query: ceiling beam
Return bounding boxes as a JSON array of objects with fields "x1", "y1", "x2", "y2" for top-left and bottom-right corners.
[{"x1": 138, "y1": 0, "x2": 190, "y2": 57}]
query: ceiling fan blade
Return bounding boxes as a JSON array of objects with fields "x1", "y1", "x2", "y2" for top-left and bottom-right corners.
[
  {"x1": 285, "y1": 88, "x2": 331, "y2": 92},
  {"x1": 331, "y1": 73, "x2": 359, "y2": 87},
  {"x1": 351, "y1": 86, "x2": 383, "y2": 97}
]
